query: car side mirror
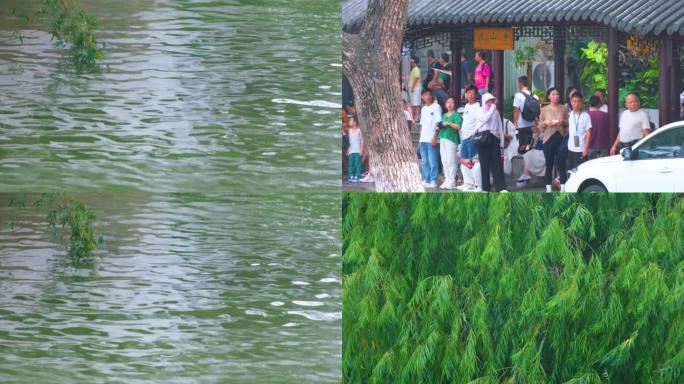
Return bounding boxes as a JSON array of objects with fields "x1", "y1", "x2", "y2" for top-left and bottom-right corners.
[{"x1": 621, "y1": 147, "x2": 637, "y2": 160}]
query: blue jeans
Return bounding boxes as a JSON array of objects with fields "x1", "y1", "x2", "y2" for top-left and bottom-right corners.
[
  {"x1": 460, "y1": 138, "x2": 478, "y2": 160},
  {"x1": 419, "y1": 142, "x2": 439, "y2": 182},
  {"x1": 348, "y1": 152, "x2": 361, "y2": 179}
]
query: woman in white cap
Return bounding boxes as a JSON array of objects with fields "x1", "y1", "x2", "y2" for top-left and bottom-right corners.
[{"x1": 473, "y1": 93, "x2": 507, "y2": 192}]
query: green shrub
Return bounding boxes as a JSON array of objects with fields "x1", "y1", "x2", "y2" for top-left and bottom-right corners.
[{"x1": 343, "y1": 194, "x2": 684, "y2": 383}]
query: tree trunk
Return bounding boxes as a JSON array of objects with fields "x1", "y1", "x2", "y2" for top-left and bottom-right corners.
[{"x1": 342, "y1": 0, "x2": 425, "y2": 192}]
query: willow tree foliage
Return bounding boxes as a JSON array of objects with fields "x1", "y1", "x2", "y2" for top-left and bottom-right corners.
[
  {"x1": 5, "y1": 193, "x2": 102, "y2": 262},
  {"x1": 343, "y1": 194, "x2": 684, "y2": 383},
  {"x1": 11, "y1": 0, "x2": 104, "y2": 71}
]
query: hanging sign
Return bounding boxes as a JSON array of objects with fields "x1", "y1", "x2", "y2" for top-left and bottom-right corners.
[{"x1": 474, "y1": 27, "x2": 514, "y2": 50}]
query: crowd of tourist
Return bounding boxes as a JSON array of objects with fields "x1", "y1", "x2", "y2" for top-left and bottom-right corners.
[{"x1": 343, "y1": 48, "x2": 659, "y2": 192}]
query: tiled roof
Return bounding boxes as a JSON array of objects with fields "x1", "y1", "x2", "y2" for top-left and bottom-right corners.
[{"x1": 342, "y1": 0, "x2": 684, "y2": 36}]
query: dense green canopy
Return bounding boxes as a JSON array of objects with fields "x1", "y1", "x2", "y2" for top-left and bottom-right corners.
[{"x1": 343, "y1": 194, "x2": 684, "y2": 383}]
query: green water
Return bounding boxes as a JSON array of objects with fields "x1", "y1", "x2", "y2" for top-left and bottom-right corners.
[
  {"x1": 0, "y1": 0, "x2": 341, "y2": 382},
  {"x1": 0, "y1": 0, "x2": 341, "y2": 192},
  {"x1": 0, "y1": 193, "x2": 340, "y2": 383}
]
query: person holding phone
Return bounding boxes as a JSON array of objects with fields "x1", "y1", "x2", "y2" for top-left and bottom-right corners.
[
  {"x1": 567, "y1": 92, "x2": 592, "y2": 174},
  {"x1": 537, "y1": 87, "x2": 569, "y2": 192}
]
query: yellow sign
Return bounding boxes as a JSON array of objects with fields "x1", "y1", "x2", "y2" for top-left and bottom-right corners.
[{"x1": 474, "y1": 27, "x2": 514, "y2": 51}]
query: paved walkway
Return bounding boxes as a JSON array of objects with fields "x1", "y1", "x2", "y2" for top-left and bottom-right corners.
[{"x1": 342, "y1": 172, "x2": 547, "y2": 192}]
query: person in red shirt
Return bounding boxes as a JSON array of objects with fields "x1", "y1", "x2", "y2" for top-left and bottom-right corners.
[
  {"x1": 473, "y1": 50, "x2": 490, "y2": 96},
  {"x1": 586, "y1": 95, "x2": 611, "y2": 159}
]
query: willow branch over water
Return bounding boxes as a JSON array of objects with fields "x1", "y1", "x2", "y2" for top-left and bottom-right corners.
[
  {"x1": 5, "y1": 193, "x2": 103, "y2": 262},
  {"x1": 11, "y1": 0, "x2": 104, "y2": 71}
]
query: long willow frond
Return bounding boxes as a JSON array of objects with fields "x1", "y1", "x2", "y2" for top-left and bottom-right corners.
[{"x1": 343, "y1": 194, "x2": 684, "y2": 383}]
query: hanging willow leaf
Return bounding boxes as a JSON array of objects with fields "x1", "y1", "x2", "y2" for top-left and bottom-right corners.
[{"x1": 343, "y1": 194, "x2": 684, "y2": 383}]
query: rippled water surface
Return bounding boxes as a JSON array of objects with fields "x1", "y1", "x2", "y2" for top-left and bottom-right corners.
[
  {"x1": 0, "y1": 0, "x2": 341, "y2": 192},
  {"x1": 0, "y1": 0, "x2": 341, "y2": 382},
  {"x1": 0, "y1": 193, "x2": 340, "y2": 383}
]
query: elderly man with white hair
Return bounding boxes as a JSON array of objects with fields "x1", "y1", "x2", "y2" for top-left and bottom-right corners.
[{"x1": 610, "y1": 92, "x2": 651, "y2": 156}]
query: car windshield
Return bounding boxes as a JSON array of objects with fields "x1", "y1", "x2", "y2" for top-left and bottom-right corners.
[{"x1": 636, "y1": 127, "x2": 684, "y2": 160}]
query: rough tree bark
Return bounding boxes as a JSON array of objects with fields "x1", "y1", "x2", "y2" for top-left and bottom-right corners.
[{"x1": 342, "y1": 0, "x2": 425, "y2": 192}]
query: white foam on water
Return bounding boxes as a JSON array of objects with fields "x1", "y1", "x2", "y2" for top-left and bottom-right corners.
[
  {"x1": 287, "y1": 310, "x2": 341, "y2": 321},
  {"x1": 291, "y1": 280, "x2": 309, "y2": 286},
  {"x1": 271, "y1": 98, "x2": 341, "y2": 109},
  {"x1": 283, "y1": 322, "x2": 299, "y2": 327},
  {"x1": 292, "y1": 300, "x2": 324, "y2": 307},
  {"x1": 319, "y1": 85, "x2": 331, "y2": 89},
  {"x1": 319, "y1": 277, "x2": 339, "y2": 283},
  {"x1": 330, "y1": 63, "x2": 342, "y2": 67},
  {"x1": 270, "y1": 301, "x2": 285, "y2": 307},
  {"x1": 262, "y1": 152, "x2": 277, "y2": 156},
  {"x1": 315, "y1": 293, "x2": 331, "y2": 299},
  {"x1": 245, "y1": 309, "x2": 268, "y2": 317},
  {"x1": 250, "y1": 263, "x2": 261, "y2": 266}
]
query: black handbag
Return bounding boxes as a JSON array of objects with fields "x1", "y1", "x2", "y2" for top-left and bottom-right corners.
[{"x1": 471, "y1": 130, "x2": 490, "y2": 146}]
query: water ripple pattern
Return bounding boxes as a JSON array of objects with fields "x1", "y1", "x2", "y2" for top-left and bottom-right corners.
[
  {"x1": 0, "y1": 0, "x2": 341, "y2": 192},
  {"x1": 0, "y1": 192, "x2": 341, "y2": 383}
]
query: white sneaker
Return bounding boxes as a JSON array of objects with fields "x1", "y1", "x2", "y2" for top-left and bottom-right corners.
[
  {"x1": 472, "y1": 187, "x2": 482, "y2": 192},
  {"x1": 428, "y1": 181, "x2": 437, "y2": 188},
  {"x1": 500, "y1": 189, "x2": 509, "y2": 193},
  {"x1": 423, "y1": 181, "x2": 430, "y2": 188},
  {"x1": 444, "y1": 182, "x2": 456, "y2": 190},
  {"x1": 546, "y1": 185, "x2": 553, "y2": 193},
  {"x1": 360, "y1": 175, "x2": 374, "y2": 183},
  {"x1": 439, "y1": 182, "x2": 446, "y2": 189},
  {"x1": 560, "y1": 184, "x2": 566, "y2": 192}
]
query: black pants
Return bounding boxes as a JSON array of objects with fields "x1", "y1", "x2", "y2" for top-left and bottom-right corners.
[
  {"x1": 477, "y1": 132, "x2": 507, "y2": 192},
  {"x1": 542, "y1": 132, "x2": 567, "y2": 185},
  {"x1": 618, "y1": 139, "x2": 640, "y2": 151},
  {"x1": 516, "y1": 127, "x2": 533, "y2": 146},
  {"x1": 567, "y1": 151, "x2": 586, "y2": 171}
]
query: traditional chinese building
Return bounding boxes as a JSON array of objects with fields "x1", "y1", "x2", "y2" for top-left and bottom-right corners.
[{"x1": 342, "y1": 0, "x2": 684, "y2": 138}]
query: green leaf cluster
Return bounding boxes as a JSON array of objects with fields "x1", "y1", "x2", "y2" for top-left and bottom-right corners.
[
  {"x1": 580, "y1": 41, "x2": 608, "y2": 93},
  {"x1": 7, "y1": 193, "x2": 102, "y2": 262},
  {"x1": 343, "y1": 194, "x2": 684, "y2": 383},
  {"x1": 577, "y1": 40, "x2": 660, "y2": 109},
  {"x1": 12, "y1": 0, "x2": 104, "y2": 71}
]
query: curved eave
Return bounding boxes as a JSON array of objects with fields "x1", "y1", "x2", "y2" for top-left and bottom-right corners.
[{"x1": 342, "y1": 0, "x2": 684, "y2": 37}]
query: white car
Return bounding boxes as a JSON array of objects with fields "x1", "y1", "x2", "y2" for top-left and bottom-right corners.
[{"x1": 566, "y1": 121, "x2": 684, "y2": 192}]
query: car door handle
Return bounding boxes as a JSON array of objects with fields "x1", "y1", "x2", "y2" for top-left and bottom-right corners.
[{"x1": 658, "y1": 167, "x2": 672, "y2": 174}]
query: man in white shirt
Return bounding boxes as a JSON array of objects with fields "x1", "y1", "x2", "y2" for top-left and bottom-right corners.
[
  {"x1": 610, "y1": 93, "x2": 651, "y2": 155},
  {"x1": 458, "y1": 85, "x2": 483, "y2": 191},
  {"x1": 418, "y1": 89, "x2": 442, "y2": 188},
  {"x1": 513, "y1": 76, "x2": 539, "y2": 150},
  {"x1": 567, "y1": 92, "x2": 592, "y2": 173}
]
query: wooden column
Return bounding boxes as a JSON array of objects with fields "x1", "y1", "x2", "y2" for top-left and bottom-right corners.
[
  {"x1": 659, "y1": 36, "x2": 672, "y2": 127},
  {"x1": 672, "y1": 41, "x2": 682, "y2": 121},
  {"x1": 607, "y1": 28, "x2": 619, "y2": 142},
  {"x1": 553, "y1": 25, "x2": 565, "y2": 93},
  {"x1": 493, "y1": 50, "x2": 504, "y2": 120},
  {"x1": 450, "y1": 38, "x2": 462, "y2": 106}
]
